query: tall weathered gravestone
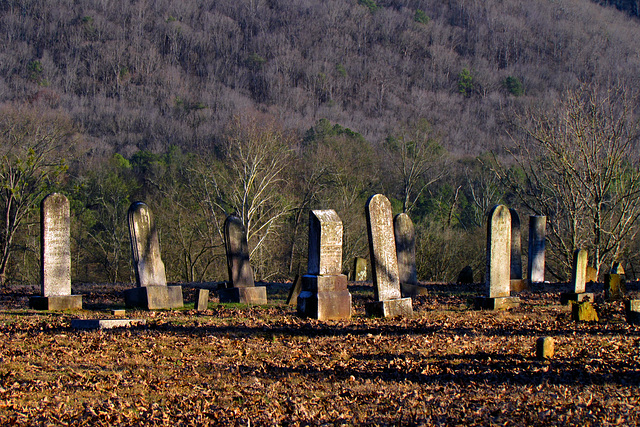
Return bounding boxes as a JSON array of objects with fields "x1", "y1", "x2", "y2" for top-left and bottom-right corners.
[
  {"x1": 475, "y1": 205, "x2": 520, "y2": 310},
  {"x1": 560, "y1": 249, "x2": 594, "y2": 305},
  {"x1": 394, "y1": 213, "x2": 427, "y2": 296},
  {"x1": 124, "y1": 202, "x2": 183, "y2": 309},
  {"x1": 297, "y1": 210, "x2": 352, "y2": 320},
  {"x1": 219, "y1": 215, "x2": 267, "y2": 304},
  {"x1": 509, "y1": 208, "x2": 526, "y2": 292},
  {"x1": 29, "y1": 193, "x2": 82, "y2": 310},
  {"x1": 528, "y1": 216, "x2": 546, "y2": 284},
  {"x1": 364, "y1": 194, "x2": 413, "y2": 317}
]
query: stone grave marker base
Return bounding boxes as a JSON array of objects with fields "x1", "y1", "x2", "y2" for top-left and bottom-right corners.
[
  {"x1": 71, "y1": 319, "x2": 146, "y2": 329},
  {"x1": 560, "y1": 292, "x2": 594, "y2": 305},
  {"x1": 194, "y1": 289, "x2": 210, "y2": 311},
  {"x1": 297, "y1": 274, "x2": 351, "y2": 320},
  {"x1": 474, "y1": 296, "x2": 520, "y2": 310},
  {"x1": 218, "y1": 286, "x2": 267, "y2": 305},
  {"x1": 400, "y1": 283, "x2": 429, "y2": 297},
  {"x1": 365, "y1": 297, "x2": 413, "y2": 318},
  {"x1": 29, "y1": 295, "x2": 82, "y2": 311},
  {"x1": 125, "y1": 285, "x2": 183, "y2": 310},
  {"x1": 510, "y1": 279, "x2": 528, "y2": 293},
  {"x1": 625, "y1": 300, "x2": 640, "y2": 324}
]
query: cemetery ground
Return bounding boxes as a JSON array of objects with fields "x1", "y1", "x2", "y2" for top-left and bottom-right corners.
[{"x1": 0, "y1": 282, "x2": 638, "y2": 426}]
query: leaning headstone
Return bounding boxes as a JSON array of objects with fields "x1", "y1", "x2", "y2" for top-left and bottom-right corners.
[
  {"x1": 297, "y1": 210, "x2": 352, "y2": 320},
  {"x1": 560, "y1": 249, "x2": 594, "y2": 305},
  {"x1": 604, "y1": 274, "x2": 625, "y2": 301},
  {"x1": 625, "y1": 300, "x2": 640, "y2": 324},
  {"x1": 536, "y1": 337, "x2": 555, "y2": 360},
  {"x1": 528, "y1": 216, "x2": 546, "y2": 284},
  {"x1": 352, "y1": 257, "x2": 368, "y2": 281},
  {"x1": 194, "y1": 289, "x2": 210, "y2": 311},
  {"x1": 509, "y1": 208, "x2": 526, "y2": 292},
  {"x1": 286, "y1": 275, "x2": 303, "y2": 305},
  {"x1": 457, "y1": 266, "x2": 474, "y2": 284},
  {"x1": 364, "y1": 194, "x2": 413, "y2": 317},
  {"x1": 29, "y1": 193, "x2": 82, "y2": 310},
  {"x1": 571, "y1": 301, "x2": 598, "y2": 322},
  {"x1": 219, "y1": 215, "x2": 267, "y2": 304},
  {"x1": 124, "y1": 202, "x2": 183, "y2": 310},
  {"x1": 394, "y1": 213, "x2": 427, "y2": 297},
  {"x1": 475, "y1": 205, "x2": 520, "y2": 310}
]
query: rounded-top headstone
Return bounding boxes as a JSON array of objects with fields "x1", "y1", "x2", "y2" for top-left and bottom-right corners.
[
  {"x1": 128, "y1": 202, "x2": 167, "y2": 287},
  {"x1": 486, "y1": 205, "x2": 511, "y2": 298},
  {"x1": 394, "y1": 213, "x2": 417, "y2": 285},
  {"x1": 224, "y1": 215, "x2": 255, "y2": 287},
  {"x1": 366, "y1": 194, "x2": 401, "y2": 301}
]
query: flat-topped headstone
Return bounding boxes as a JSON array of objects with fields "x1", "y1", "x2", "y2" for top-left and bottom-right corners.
[
  {"x1": 536, "y1": 337, "x2": 555, "y2": 360},
  {"x1": 528, "y1": 216, "x2": 546, "y2": 284},
  {"x1": 297, "y1": 210, "x2": 351, "y2": 320},
  {"x1": 560, "y1": 249, "x2": 594, "y2": 305},
  {"x1": 509, "y1": 209, "x2": 526, "y2": 292},
  {"x1": 29, "y1": 193, "x2": 82, "y2": 310},
  {"x1": 364, "y1": 194, "x2": 412, "y2": 317},
  {"x1": 124, "y1": 202, "x2": 183, "y2": 310},
  {"x1": 194, "y1": 289, "x2": 210, "y2": 311},
  {"x1": 219, "y1": 215, "x2": 267, "y2": 304},
  {"x1": 604, "y1": 274, "x2": 625, "y2": 301}
]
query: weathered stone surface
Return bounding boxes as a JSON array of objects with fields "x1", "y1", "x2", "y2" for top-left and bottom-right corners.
[
  {"x1": 286, "y1": 275, "x2": 303, "y2": 305},
  {"x1": 124, "y1": 285, "x2": 183, "y2": 310},
  {"x1": 536, "y1": 337, "x2": 555, "y2": 359},
  {"x1": 394, "y1": 213, "x2": 417, "y2": 286},
  {"x1": 365, "y1": 194, "x2": 401, "y2": 301},
  {"x1": 474, "y1": 296, "x2": 520, "y2": 310},
  {"x1": 586, "y1": 266, "x2": 598, "y2": 284},
  {"x1": 111, "y1": 309, "x2": 126, "y2": 317},
  {"x1": 365, "y1": 297, "x2": 413, "y2": 317},
  {"x1": 352, "y1": 257, "x2": 368, "y2": 281},
  {"x1": 29, "y1": 295, "x2": 82, "y2": 311},
  {"x1": 486, "y1": 205, "x2": 511, "y2": 298},
  {"x1": 308, "y1": 210, "x2": 343, "y2": 276},
  {"x1": 218, "y1": 286, "x2": 267, "y2": 305},
  {"x1": 572, "y1": 301, "x2": 598, "y2": 322},
  {"x1": 509, "y1": 208, "x2": 522, "y2": 281},
  {"x1": 41, "y1": 193, "x2": 72, "y2": 297},
  {"x1": 71, "y1": 319, "x2": 146, "y2": 329},
  {"x1": 528, "y1": 216, "x2": 546, "y2": 284},
  {"x1": 297, "y1": 275, "x2": 352, "y2": 320},
  {"x1": 224, "y1": 215, "x2": 255, "y2": 288},
  {"x1": 625, "y1": 300, "x2": 640, "y2": 324},
  {"x1": 604, "y1": 274, "x2": 625, "y2": 301},
  {"x1": 457, "y1": 266, "x2": 474, "y2": 284},
  {"x1": 194, "y1": 289, "x2": 210, "y2": 311},
  {"x1": 401, "y1": 282, "x2": 429, "y2": 297},
  {"x1": 571, "y1": 249, "x2": 588, "y2": 293},
  {"x1": 128, "y1": 202, "x2": 166, "y2": 287}
]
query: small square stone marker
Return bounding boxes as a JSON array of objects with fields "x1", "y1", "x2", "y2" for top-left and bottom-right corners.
[
  {"x1": 536, "y1": 337, "x2": 554, "y2": 359},
  {"x1": 194, "y1": 288, "x2": 210, "y2": 311},
  {"x1": 111, "y1": 309, "x2": 126, "y2": 317}
]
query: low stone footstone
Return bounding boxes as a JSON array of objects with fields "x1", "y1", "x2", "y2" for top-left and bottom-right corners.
[
  {"x1": 364, "y1": 194, "x2": 412, "y2": 317},
  {"x1": 111, "y1": 309, "x2": 126, "y2": 317},
  {"x1": 604, "y1": 274, "x2": 625, "y2": 301},
  {"x1": 286, "y1": 275, "x2": 303, "y2": 305},
  {"x1": 352, "y1": 257, "x2": 368, "y2": 281},
  {"x1": 29, "y1": 194, "x2": 82, "y2": 311},
  {"x1": 571, "y1": 301, "x2": 598, "y2": 322},
  {"x1": 528, "y1": 216, "x2": 546, "y2": 284},
  {"x1": 71, "y1": 319, "x2": 146, "y2": 330},
  {"x1": 625, "y1": 300, "x2": 640, "y2": 324},
  {"x1": 124, "y1": 202, "x2": 183, "y2": 310},
  {"x1": 218, "y1": 215, "x2": 267, "y2": 304},
  {"x1": 194, "y1": 289, "x2": 210, "y2": 311},
  {"x1": 475, "y1": 205, "x2": 520, "y2": 310},
  {"x1": 536, "y1": 337, "x2": 554, "y2": 360},
  {"x1": 297, "y1": 210, "x2": 352, "y2": 320},
  {"x1": 509, "y1": 208, "x2": 527, "y2": 292},
  {"x1": 560, "y1": 249, "x2": 594, "y2": 305},
  {"x1": 457, "y1": 266, "x2": 474, "y2": 284}
]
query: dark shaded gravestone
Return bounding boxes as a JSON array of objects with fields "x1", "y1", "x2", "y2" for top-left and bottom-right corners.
[
  {"x1": 560, "y1": 249, "x2": 594, "y2": 305},
  {"x1": 286, "y1": 275, "x2": 303, "y2": 306},
  {"x1": 29, "y1": 193, "x2": 82, "y2": 310},
  {"x1": 194, "y1": 289, "x2": 210, "y2": 311},
  {"x1": 475, "y1": 205, "x2": 520, "y2": 310},
  {"x1": 625, "y1": 300, "x2": 640, "y2": 324},
  {"x1": 457, "y1": 266, "x2": 474, "y2": 284},
  {"x1": 394, "y1": 213, "x2": 427, "y2": 297},
  {"x1": 364, "y1": 194, "x2": 413, "y2": 317},
  {"x1": 509, "y1": 208, "x2": 527, "y2": 292},
  {"x1": 351, "y1": 257, "x2": 368, "y2": 281},
  {"x1": 218, "y1": 215, "x2": 267, "y2": 304},
  {"x1": 528, "y1": 216, "x2": 546, "y2": 284},
  {"x1": 124, "y1": 202, "x2": 183, "y2": 310},
  {"x1": 297, "y1": 210, "x2": 352, "y2": 320}
]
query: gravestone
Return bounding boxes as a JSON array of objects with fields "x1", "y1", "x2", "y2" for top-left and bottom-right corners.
[
  {"x1": 218, "y1": 216, "x2": 267, "y2": 304},
  {"x1": 586, "y1": 266, "x2": 598, "y2": 283},
  {"x1": 528, "y1": 216, "x2": 546, "y2": 284},
  {"x1": 72, "y1": 319, "x2": 146, "y2": 329},
  {"x1": 352, "y1": 257, "x2": 368, "y2": 281},
  {"x1": 509, "y1": 208, "x2": 526, "y2": 292},
  {"x1": 394, "y1": 213, "x2": 427, "y2": 297},
  {"x1": 457, "y1": 266, "x2": 474, "y2": 284},
  {"x1": 475, "y1": 205, "x2": 520, "y2": 310},
  {"x1": 536, "y1": 337, "x2": 554, "y2": 360},
  {"x1": 194, "y1": 289, "x2": 210, "y2": 311},
  {"x1": 29, "y1": 193, "x2": 82, "y2": 310},
  {"x1": 219, "y1": 215, "x2": 267, "y2": 304},
  {"x1": 364, "y1": 194, "x2": 413, "y2": 317},
  {"x1": 611, "y1": 262, "x2": 625, "y2": 276},
  {"x1": 124, "y1": 202, "x2": 183, "y2": 310},
  {"x1": 297, "y1": 210, "x2": 352, "y2": 320},
  {"x1": 625, "y1": 300, "x2": 640, "y2": 324},
  {"x1": 572, "y1": 301, "x2": 598, "y2": 322},
  {"x1": 286, "y1": 275, "x2": 303, "y2": 305},
  {"x1": 560, "y1": 249, "x2": 594, "y2": 305},
  {"x1": 604, "y1": 274, "x2": 625, "y2": 301}
]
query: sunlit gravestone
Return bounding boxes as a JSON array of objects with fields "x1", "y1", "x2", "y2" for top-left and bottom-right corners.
[
  {"x1": 560, "y1": 249, "x2": 594, "y2": 305},
  {"x1": 475, "y1": 205, "x2": 520, "y2": 310},
  {"x1": 297, "y1": 209, "x2": 352, "y2": 320},
  {"x1": 352, "y1": 257, "x2": 368, "y2": 281},
  {"x1": 528, "y1": 215, "x2": 546, "y2": 284},
  {"x1": 124, "y1": 202, "x2": 183, "y2": 310},
  {"x1": 509, "y1": 208, "x2": 526, "y2": 292},
  {"x1": 394, "y1": 212, "x2": 427, "y2": 297},
  {"x1": 219, "y1": 215, "x2": 267, "y2": 304},
  {"x1": 364, "y1": 194, "x2": 413, "y2": 317},
  {"x1": 29, "y1": 193, "x2": 82, "y2": 310}
]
